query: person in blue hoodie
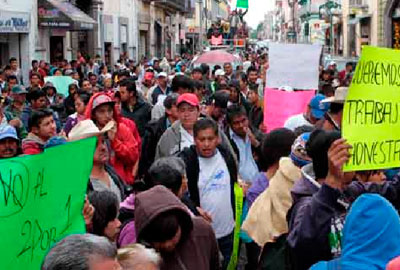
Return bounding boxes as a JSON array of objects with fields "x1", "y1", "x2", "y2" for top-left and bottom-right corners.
[{"x1": 311, "y1": 193, "x2": 400, "y2": 270}]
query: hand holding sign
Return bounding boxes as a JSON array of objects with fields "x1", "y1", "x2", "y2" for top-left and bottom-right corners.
[
  {"x1": 326, "y1": 139, "x2": 352, "y2": 190},
  {"x1": 0, "y1": 138, "x2": 96, "y2": 270}
]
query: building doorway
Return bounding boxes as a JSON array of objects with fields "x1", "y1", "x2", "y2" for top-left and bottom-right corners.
[{"x1": 50, "y1": 36, "x2": 64, "y2": 64}]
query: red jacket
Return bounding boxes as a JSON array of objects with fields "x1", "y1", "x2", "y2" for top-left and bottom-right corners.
[
  {"x1": 21, "y1": 133, "x2": 45, "y2": 155},
  {"x1": 85, "y1": 93, "x2": 139, "y2": 185}
]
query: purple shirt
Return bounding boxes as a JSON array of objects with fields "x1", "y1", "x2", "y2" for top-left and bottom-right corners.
[{"x1": 246, "y1": 172, "x2": 269, "y2": 208}]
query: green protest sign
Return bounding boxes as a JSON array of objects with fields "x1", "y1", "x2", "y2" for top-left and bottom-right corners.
[
  {"x1": 236, "y1": 0, "x2": 249, "y2": 8},
  {"x1": 44, "y1": 76, "x2": 75, "y2": 97},
  {"x1": 343, "y1": 46, "x2": 400, "y2": 171},
  {"x1": 0, "y1": 137, "x2": 96, "y2": 269}
]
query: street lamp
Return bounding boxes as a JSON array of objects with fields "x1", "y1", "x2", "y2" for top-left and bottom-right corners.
[{"x1": 319, "y1": 0, "x2": 341, "y2": 55}]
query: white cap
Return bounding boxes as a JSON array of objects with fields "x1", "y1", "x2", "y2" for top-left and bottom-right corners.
[
  {"x1": 215, "y1": 69, "x2": 225, "y2": 76},
  {"x1": 321, "y1": 87, "x2": 348, "y2": 104},
  {"x1": 157, "y1": 72, "x2": 168, "y2": 78},
  {"x1": 329, "y1": 61, "x2": 337, "y2": 66},
  {"x1": 68, "y1": 120, "x2": 115, "y2": 141}
]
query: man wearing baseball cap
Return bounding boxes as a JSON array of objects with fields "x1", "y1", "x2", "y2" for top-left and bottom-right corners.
[
  {"x1": 155, "y1": 93, "x2": 201, "y2": 159},
  {"x1": 5, "y1": 85, "x2": 28, "y2": 119},
  {"x1": 155, "y1": 93, "x2": 236, "y2": 160},
  {"x1": 284, "y1": 94, "x2": 330, "y2": 131},
  {"x1": 0, "y1": 124, "x2": 20, "y2": 159},
  {"x1": 150, "y1": 72, "x2": 171, "y2": 105}
]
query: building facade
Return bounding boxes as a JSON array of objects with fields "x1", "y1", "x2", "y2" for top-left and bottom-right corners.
[{"x1": 0, "y1": 0, "x2": 36, "y2": 85}]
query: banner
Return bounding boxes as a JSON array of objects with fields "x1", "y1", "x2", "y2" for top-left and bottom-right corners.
[
  {"x1": 236, "y1": 0, "x2": 249, "y2": 8},
  {"x1": 266, "y1": 43, "x2": 322, "y2": 90},
  {"x1": 343, "y1": 46, "x2": 400, "y2": 171},
  {"x1": 0, "y1": 138, "x2": 96, "y2": 270},
  {"x1": 264, "y1": 88, "x2": 315, "y2": 132},
  {"x1": 44, "y1": 76, "x2": 75, "y2": 97}
]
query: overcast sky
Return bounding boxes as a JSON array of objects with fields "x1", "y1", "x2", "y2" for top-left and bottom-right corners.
[{"x1": 242, "y1": 0, "x2": 275, "y2": 28}]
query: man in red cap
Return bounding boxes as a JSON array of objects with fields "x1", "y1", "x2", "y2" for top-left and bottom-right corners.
[
  {"x1": 155, "y1": 93, "x2": 200, "y2": 159},
  {"x1": 155, "y1": 93, "x2": 235, "y2": 160}
]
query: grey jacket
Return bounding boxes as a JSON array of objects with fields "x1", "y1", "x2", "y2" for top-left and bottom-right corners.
[{"x1": 155, "y1": 120, "x2": 237, "y2": 161}]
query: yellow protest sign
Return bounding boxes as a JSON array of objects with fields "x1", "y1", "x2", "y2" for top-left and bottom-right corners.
[
  {"x1": 0, "y1": 138, "x2": 96, "y2": 269},
  {"x1": 343, "y1": 46, "x2": 400, "y2": 171}
]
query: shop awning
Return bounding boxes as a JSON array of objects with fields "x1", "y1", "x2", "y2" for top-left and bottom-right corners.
[
  {"x1": 348, "y1": 14, "x2": 371, "y2": 25},
  {"x1": 38, "y1": 0, "x2": 96, "y2": 30}
]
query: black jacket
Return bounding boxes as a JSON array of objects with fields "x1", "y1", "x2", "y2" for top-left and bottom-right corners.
[
  {"x1": 138, "y1": 116, "x2": 169, "y2": 177},
  {"x1": 121, "y1": 98, "x2": 152, "y2": 137},
  {"x1": 179, "y1": 145, "x2": 238, "y2": 215}
]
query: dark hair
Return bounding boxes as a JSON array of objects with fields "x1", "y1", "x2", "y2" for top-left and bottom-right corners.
[
  {"x1": 261, "y1": 128, "x2": 296, "y2": 170},
  {"x1": 9, "y1": 57, "x2": 17, "y2": 63},
  {"x1": 28, "y1": 89, "x2": 46, "y2": 102},
  {"x1": 247, "y1": 66, "x2": 258, "y2": 75},
  {"x1": 119, "y1": 70, "x2": 131, "y2": 78},
  {"x1": 321, "y1": 84, "x2": 334, "y2": 96},
  {"x1": 228, "y1": 80, "x2": 240, "y2": 93},
  {"x1": 223, "y1": 62, "x2": 232, "y2": 68},
  {"x1": 76, "y1": 91, "x2": 91, "y2": 105},
  {"x1": 248, "y1": 83, "x2": 259, "y2": 92},
  {"x1": 88, "y1": 73, "x2": 97, "y2": 79},
  {"x1": 7, "y1": 75, "x2": 17, "y2": 82},
  {"x1": 140, "y1": 211, "x2": 181, "y2": 243},
  {"x1": 32, "y1": 60, "x2": 38, "y2": 66},
  {"x1": 164, "y1": 93, "x2": 179, "y2": 110},
  {"x1": 192, "y1": 67, "x2": 203, "y2": 74},
  {"x1": 193, "y1": 80, "x2": 205, "y2": 90},
  {"x1": 329, "y1": 102, "x2": 344, "y2": 115},
  {"x1": 89, "y1": 191, "x2": 119, "y2": 237},
  {"x1": 193, "y1": 118, "x2": 219, "y2": 138},
  {"x1": 80, "y1": 79, "x2": 90, "y2": 87},
  {"x1": 28, "y1": 109, "x2": 53, "y2": 131},
  {"x1": 213, "y1": 65, "x2": 222, "y2": 72},
  {"x1": 306, "y1": 129, "x2": 341, "y2": 179},
  {"x1": 171, "y1": 75, "x2": 193, "y2": 93},
  {"x1": 240, "y1": 73, "x2": 248, "y2": 82},
  {"x1": 226, "y1": 104, "x2": 247, "y2": 124},
  {"x1": 30, "y1": 72, "x2": 41, "y2": 80},
  {"x1": 119, "y1": 79, "x2": 136, "y2": 94},
  {"x1": 212, "y1": 91, "x2": 229, "y2": 109},
  {"x1": 147, "y1": 165, "x2": 183, "y2": 194},
  {"x1": 200, "y1": 63, "x2": 210, "y2": 75},
  {"x1": 346, "y1": 62, "x2": 353, "y2": 67}
]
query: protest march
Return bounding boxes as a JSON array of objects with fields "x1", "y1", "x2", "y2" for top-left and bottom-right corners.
[{"x1": 2, "y1": 23, "x2": 400, "y2": 270}]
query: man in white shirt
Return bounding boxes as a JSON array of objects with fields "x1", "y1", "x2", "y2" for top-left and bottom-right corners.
[
  {"x1": 284, "y1": 94, "x2": 330, "y2": 131},
  {"x1": 179, "y1": 118, "x2": 238, "y2": 269}
]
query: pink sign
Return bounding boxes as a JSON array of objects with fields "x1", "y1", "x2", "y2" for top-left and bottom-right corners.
[{"x1": 264, "y1": 88, "x2": 316, "y2": 132}]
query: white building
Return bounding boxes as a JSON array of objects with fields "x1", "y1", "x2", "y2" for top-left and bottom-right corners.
[{"x1": 0, "y1": 0, "x2": 36, "y2": 85}]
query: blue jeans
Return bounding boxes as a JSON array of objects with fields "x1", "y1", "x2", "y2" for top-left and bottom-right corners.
[{"x1": 218, "y1": 231, "x2": 234, "y2": 270}]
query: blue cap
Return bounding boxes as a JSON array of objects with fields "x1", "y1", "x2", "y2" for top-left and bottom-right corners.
[
  {"x1": 309, "y1": 94, "x2": 330, "y2": 119},
  {"x1": 0, "y1": 124, "x2": 19, "y2": 141}
]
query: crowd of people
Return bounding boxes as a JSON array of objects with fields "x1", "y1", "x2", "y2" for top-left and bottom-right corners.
[
  {"x1": 1, "y1": 45, "x2": 400, "y2": 270},
  {"x1": 207, "y1": 9, "x2": 249, "y2": 46}
]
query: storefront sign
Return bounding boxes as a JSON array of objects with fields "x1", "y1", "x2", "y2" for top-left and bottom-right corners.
[
  {"x1": 38, "y1": 0, "x2": 95, "y2": 31},
  {"x1": 0, "y1": 10, "x2": 30, "y2": 33}
]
